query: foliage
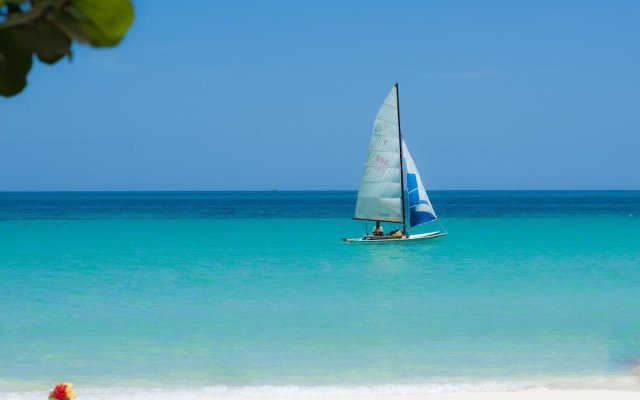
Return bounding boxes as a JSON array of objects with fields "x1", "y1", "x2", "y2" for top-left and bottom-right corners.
[{"x1": 0, "y1": 0, "x2": 134, "y2": 96}]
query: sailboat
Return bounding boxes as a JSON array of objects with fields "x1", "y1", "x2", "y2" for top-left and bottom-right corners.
[{"x1": 343, "y1": 83, "x2": 447, "y2": 243}]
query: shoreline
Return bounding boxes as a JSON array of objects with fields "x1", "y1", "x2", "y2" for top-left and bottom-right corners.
[
  {"x1": 208, "y1": 390, "x2": 640, "y2": 400},
  {"x1": 2, "y1": 377, "x2": 640, "y2": 400},
  {"x1": 2, "y1": 389, "x2": 640, "y2": 400}
]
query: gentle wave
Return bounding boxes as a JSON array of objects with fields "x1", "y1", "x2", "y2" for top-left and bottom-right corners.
[{"x1": 2, "y1": 376, "x2": 639, "y2": 400}]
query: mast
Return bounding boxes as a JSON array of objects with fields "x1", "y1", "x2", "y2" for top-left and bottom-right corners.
[{"x1": 395, "y1": 82, "x2": 407, "y2": 234}]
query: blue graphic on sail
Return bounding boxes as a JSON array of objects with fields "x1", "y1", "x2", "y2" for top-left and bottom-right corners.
[{"x1": 402, "y1": 140, "x2": 437, "y2": 227}]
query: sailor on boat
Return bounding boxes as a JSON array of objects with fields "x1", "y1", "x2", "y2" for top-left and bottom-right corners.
[{"x1": 373, "y1": 221, "x2": 384, "y2": 236}]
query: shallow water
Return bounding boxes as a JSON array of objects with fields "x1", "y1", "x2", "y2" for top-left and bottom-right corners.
[{"x1": 1, "y1": 191, "x2": 639, "y2": 394}]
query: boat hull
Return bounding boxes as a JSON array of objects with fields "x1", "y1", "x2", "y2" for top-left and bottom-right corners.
[{"x1": 342, "y1": 231, "x2": 447, "y2": 243}]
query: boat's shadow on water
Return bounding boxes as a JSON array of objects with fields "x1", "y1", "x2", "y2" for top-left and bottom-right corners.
[{"x1": 347, "y1": 235, "x2": 447, "y2": 275}]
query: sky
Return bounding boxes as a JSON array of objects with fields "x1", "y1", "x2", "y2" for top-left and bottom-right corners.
[{"x1": 1, "y1": 0, "x2": 639, "y2": 190}]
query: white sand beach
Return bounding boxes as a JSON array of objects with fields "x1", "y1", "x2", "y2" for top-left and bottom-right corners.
[
  {"x1": 3, "y1": 382, "x2": 640, "y2": 400},
  {"x1": 209, "y1": 389, "x2": 639, "y2": 400}
]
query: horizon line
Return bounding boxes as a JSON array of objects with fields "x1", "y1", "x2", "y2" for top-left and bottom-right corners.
[{"x1": 1, "y1": 189, "x2": 639, "y2": 193}]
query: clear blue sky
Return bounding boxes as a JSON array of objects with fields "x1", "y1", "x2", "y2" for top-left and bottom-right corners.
[{"x1": 1, "y1": 1, "x2": 639, "y2": 190}]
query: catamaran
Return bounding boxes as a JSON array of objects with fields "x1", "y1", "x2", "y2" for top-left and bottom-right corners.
[{"x1": 343, "y1": 83, "x2": 447, "y2": 243}]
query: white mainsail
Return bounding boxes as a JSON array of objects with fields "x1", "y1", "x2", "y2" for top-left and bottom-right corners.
[
  {"x1": 402, "y1": 140, "x2": 437, "y2": 226},
  {"x1": 353, "y1": 86, "x2": 404, "y2": 223}
]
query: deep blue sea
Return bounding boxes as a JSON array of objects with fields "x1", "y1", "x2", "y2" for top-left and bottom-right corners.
[{"x1": 1, "y1": 191, "x2": 639, "y2": 399}]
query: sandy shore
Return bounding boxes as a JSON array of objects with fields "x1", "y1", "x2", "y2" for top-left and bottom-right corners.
[
  {"x1": 2, "y1": 386, "x2": 640, "y2": 400},
  {"x1": 208, "y1": 389, "x2": 639, "y2": 400}
]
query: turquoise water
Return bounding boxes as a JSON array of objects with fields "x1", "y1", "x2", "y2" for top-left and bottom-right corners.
[{"x1": 1, "y1": 191, "x2": 639, "y2": 397}]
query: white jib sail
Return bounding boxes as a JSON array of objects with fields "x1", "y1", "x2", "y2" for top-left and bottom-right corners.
[
  {"x1": 402, "y1": 140, "x2": 437, "y2": 227},
  {"x1": 353, "y1": 86, "x2": 404, "y2": 223}
]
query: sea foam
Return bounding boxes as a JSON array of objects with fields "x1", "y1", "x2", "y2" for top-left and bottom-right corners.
[{"x1": 2, "y1": 376, "x2": 639, "y2": 400}]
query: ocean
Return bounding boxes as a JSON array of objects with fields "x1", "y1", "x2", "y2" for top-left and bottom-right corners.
[{"x1": 1, "y1": 191, "x2": 639, "y2": 399}]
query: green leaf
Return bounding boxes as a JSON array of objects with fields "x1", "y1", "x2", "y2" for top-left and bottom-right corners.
[
  {"x1": 67, "y1": 0, "x2": 134, "y2": 47},
  {"x1": 0, "y1": 28, "x2": 32, "y2": 96},
  {"x1": 31, "y1": 20, "x2": 71, "y2": 64},
  {"x1": 48, "y1": 9, "x2": 90, "y2": 44},
  {"x1": 4, "y1": 21, "x2": 70, "y2": 64}
]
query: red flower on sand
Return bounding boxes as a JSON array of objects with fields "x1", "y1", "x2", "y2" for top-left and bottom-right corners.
[{"x1": 49, "y1": 383, "x2": 76, "y2": 400}]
